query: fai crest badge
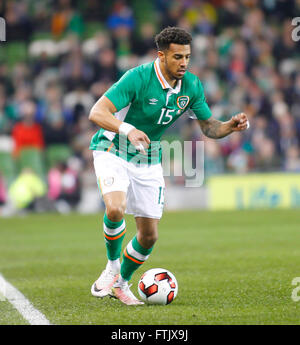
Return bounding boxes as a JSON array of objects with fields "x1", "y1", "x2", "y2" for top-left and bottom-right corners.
[
  {"x1": 104, "y1": 176, "x2": 114, "y2": 187},
  {"x1": 177, "y1": 96, "x2": 190, "y2": 109}
]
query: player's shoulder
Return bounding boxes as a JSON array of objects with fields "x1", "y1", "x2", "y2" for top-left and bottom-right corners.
[
  {"x1": 183, "y1": 70, "x2": 205, "y2": 95},
  {"x1": 118, "y1": 61, "x2": 154, "y2": 91},
  {"x1": 126, "y1": 61, "x2": 154, "y2": 80},
  {"x1": 183, "y1": 70, "x2": 202, "y2": 86}
]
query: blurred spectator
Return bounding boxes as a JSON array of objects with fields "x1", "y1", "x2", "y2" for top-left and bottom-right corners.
[
  {"x1": 276, "y1": 117, "x2": 299, "y2": 169},
  {"x1": 11, "y1": 63, "x2": 32, "y2": 91},
  {"x1": 83, "y1": 0, "x2": 111, "y2": 22},
  {"x1": 63, "y1": 83, "x2": 94, "y2": 124},
  {"x1": 0, "y1": 91, "x2": 16, "y2": 153},
  {"x1": 221, "y1": 131, "x2": 252, "y2": 173},
  {"x1": 221, "y1": 131, "x2": 243, "y2": 157},
  {"x1": 37, "y1": 83, "x2": 73, "y2": 124},
  {"x1": 5, "y1": 1, "x2": 33, "y2": 41},
  {"x1": 0, "y1": 64, "x2": 14, "y2": 96},
  {"x1": 10, "y1": 84, "x2": 34, "y2": 118},
  {"x1": 41, "y1": 105, "x2": 70, "y2": 147},
  {"x1": 0, "y1": 173, "x2": 6, "y2": 206},
  {"x1": 60, "y1": 44, "x2": 94, "y2": 91},
  {"x1": 93, "y1": 48, "x2": 118, "y2": 82},
  {"x1": 228, "y1": 39, "x2": 248, "y2": 83},
  {"x1": 90, "y1": 79, "x2": 114, "y2": 100},
  {"x1": 82, "y1": 31, "x2": 112, "y2": 57},
  {"x1": 70, "y1": 114, "x2": 94, "y2": 157},
  {"x1": 184, "y1": 1, "x2": 217, "y2": 34},
  {"x1": 48, "y1": 160, "x2": 81, "y2": 213},
  {"x1": 217, "y1": 0, "x2": 243, "y2": 30},
  {"x1": 254, "y1": 137, "x2": 281, "y2": 171},
  {"x1": 273, "y1": 19, "x2": 300, "y2": 62},
  {"x1": 160, "y1": 1, "x2": 182, "y2": 29},
  {"x1": 107, "y1": 1, "x2": 136, "y2": 72},
  {"x1": 204, "y1": 138, "x2": 225, "y2": 176},
  {"x1": 227, "y1": 148, "x2": 250, "y2": 174},
  {"x1": 12, "y1": 100, "x2": 44, "y2": 157},
  {"x1": 131, "y1": 23, "x2": 157, "y2": 56},
  {"x1": 31, "y1": 1, "x2": 52, "y2": 32},
  {"x1": 35, "y1": 82, "x2": 71, "y2": 146},
  {"x1": 51, "y1": 0, "x2": 84, "y2": 38},
  {"x1": 284, "y1": 145, "x2": 300, "y2": 172},
  {"x1": 107, "y1": 0, "x2": 134, "y2": 32},
  {"x1": 8, "y1": 168, "x2": 48, "y2": 212}
]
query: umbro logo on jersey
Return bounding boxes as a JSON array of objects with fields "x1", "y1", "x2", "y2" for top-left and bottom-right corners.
[{"x1": 149, "y1": 98, "x2": 158, "y2": 105}]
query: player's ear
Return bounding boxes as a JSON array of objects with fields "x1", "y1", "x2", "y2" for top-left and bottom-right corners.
[{"x1": 157, "y1": 50, "x2": 165, "y2": 63}]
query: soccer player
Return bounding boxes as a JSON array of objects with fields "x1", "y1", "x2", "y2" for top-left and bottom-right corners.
[{"x1": 89, "y1": 27, "x2": 249, "y2": 305}]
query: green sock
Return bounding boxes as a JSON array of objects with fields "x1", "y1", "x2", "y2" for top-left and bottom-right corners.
[
  {"x1": 121, "y1": 235, "x2": 153, "y2": 281},
  {"x1": 103, "y1": 213, "x2": 126, "y2": 261}
]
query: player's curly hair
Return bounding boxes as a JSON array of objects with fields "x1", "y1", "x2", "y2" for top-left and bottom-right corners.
[{"x1": 155, "y1": 27, "x2": 192, "y2": 51}]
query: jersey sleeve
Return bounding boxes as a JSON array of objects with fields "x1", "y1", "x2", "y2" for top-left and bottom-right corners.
[
  {"x1": 189, "y1": 77, "x2": 212, "y2": 120},
  {"x1": 104, "y1": 68, "x2": 142, "y2": 112}
]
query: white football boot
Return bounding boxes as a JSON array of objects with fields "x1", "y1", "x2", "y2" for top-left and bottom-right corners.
[
  {"x1": 111, "y1": 279, "x2": 144, "y2": 305},
  {"x1": 91, "y1": 269, "x2": 119, "y2": 298}
]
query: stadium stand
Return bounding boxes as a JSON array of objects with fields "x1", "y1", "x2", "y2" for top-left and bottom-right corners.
[{"x1": 0, "y1": 0, "x2": 299, "y2": 214}]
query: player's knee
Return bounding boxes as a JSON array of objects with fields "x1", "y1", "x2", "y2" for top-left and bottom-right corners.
[
  {"x1": 106, "y1": 205, "x2": 125, "y2": 222},
  {"x1": 151, "y1": 233, "x2": 159, "y2": 247},
  {"x1": 141, "y1": 232, "x2": 158, "y2": 249}
]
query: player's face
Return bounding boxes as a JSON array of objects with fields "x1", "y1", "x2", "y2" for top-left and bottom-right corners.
[{"x1": 160, "y1": 43, "x2": 191, "y2": 80}]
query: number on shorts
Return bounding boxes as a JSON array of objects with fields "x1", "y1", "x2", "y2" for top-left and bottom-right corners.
[{"x1": 158, "y1": 186, "x2": 164, "y2": 205}]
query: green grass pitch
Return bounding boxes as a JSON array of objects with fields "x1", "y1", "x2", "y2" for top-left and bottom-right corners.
[{"x1": 0, "y1": 209, "x2": 300, "y2": 325}]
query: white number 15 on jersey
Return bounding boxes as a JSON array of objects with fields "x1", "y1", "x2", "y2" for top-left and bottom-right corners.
[{"x1": 157, "y1": 108, "x2": 176, "y2": 125}]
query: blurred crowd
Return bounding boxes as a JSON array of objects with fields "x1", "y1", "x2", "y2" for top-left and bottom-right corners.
[{"x1": 0, "y1": 0, "x2": 300, "y2": 214}]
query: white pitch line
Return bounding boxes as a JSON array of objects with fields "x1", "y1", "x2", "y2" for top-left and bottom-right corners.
[{"x1": 0, "y1": 273, "x2": 51, "y2": 325}]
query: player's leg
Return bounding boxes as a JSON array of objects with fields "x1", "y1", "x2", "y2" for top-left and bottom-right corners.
[
  {"x1": 112, "y1": 217, "x2": 159, "y2": 305},
  {"x1": 91, "y1": 191, "x2": 128, "y2": 297},
  {"x1": 103, "y1": 191, "x2": 127, "y2": 268},
  {"x1": 91, "y1": 151, "x2": 129, "y2": 298},
  {"x1": 121, "y1": 217, "x2": 158, "y2": 281},
  {"x1": 111, "y1": 163, "x2": 164, "y2": 305}
]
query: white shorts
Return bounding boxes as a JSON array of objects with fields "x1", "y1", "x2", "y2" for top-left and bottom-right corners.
[{"x1": 93, "y1": 151, "x2": 165, "y2": 219}]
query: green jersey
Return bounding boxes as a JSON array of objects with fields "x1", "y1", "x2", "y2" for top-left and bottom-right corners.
[{"x1": 89, "y1": 58, "x2": 212, "y2": 164}]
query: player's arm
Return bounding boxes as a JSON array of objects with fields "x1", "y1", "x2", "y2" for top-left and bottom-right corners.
[
  {"x1": 197, "y1": 113, "x2": 249, "y2": 139},
  {"x1": 191, "y1": 77, "x2": 249, "y2": 139},
  {"x1": 89, "y1": 95, "x2": 150, "y2": 153},
  {"x1": 89, "y1": 95, "x2": 121, "y2": 132}
]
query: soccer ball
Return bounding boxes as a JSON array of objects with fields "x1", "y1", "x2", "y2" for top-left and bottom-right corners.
[{"x1": 138, "y1": 268, "x2": 178, "y2": 305}]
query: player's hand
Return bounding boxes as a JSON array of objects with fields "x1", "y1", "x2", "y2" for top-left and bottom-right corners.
[
  {"x1": 228, "y1": 113, "x2": 250, "y2": 132},
  {"x1": 128, "y1": 128, "x2": 150, "y2": 155}
]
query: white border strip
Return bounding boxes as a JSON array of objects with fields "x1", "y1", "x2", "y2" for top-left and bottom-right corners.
[
  {"x1": 0, "y1": 273, "x2": 51, "y2": 325},
  {"x1": 127, "y1": 240, "x2": 149, "y2": 262},
  {"x1": 103, "y1": 221, "x2": 125, "y2": 236}
]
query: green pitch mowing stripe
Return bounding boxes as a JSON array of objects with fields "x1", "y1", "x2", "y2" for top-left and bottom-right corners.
[{"x1": 0, "y1": 209, "x2": 300, "y2": 325}]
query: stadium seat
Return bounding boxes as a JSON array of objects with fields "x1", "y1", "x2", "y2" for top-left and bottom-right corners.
[
  {"x1": 131, "y1": 0, "x2": 156, "y2": 32},
  {"x1": 30, "y1": 32, "x2": 53, "y2": 41},
  {"x1": 45, "y1": 144, "x2": 72, "y2": 169},
  {"x1": 83, "y1": 22, "x2": 105, "y2": 39},
  {"x1": 3, "y1": 42, "x2": 28, "y2": 67},
  {"x1": 17, "y1": 148, "x2": 46, "y2": 181},
  {"x1": 0, "y1": 152, "x2": 17, "y2": 186}
]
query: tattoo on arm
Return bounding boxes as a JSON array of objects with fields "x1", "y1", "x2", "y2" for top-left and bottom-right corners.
[{"x1": 198, "y1": 118, "x2": 231, "y2": 139}]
